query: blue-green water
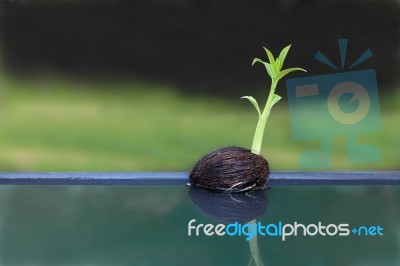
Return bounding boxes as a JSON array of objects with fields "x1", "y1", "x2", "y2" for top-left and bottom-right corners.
[{"x1": 0, "y1": 185, "x2": 399, "y2": 266}]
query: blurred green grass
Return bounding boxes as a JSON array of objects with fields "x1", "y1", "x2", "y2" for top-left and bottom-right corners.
[{"x1": 0, "y1": 77, "x2": 399, "y2": 171}]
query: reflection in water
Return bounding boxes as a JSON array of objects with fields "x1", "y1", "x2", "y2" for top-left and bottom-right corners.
[
  {"x1": 188, "y1": 187, "x2": 268, "y2": 223},
  {"x1": 189, "y1": 187, "x2": 268, "y2": 266},
  {"x1": 0, "y1": 186, "x2": 399, "y2": 265}
]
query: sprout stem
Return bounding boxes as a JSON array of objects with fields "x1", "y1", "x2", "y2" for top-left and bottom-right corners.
[{"x1": 251, "y1": 81, "x2": 277, "y2": 155}]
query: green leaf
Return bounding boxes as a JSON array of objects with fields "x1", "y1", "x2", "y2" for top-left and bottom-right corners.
[
  {"x1": 252, "y1": 58, "x2": 273, "y2": 78},
  {"x1": 264, "y1": 63, "x2": 273, "y2": 79},
  {"x1": 277, "y1": 44, "x2": 291, "y2": 71},
  {"x1": 263, "y1": 47, "x2": 276, "y2": 65},
  {"x1": 241, "y1": 96, "x2": 261, "y2": 117},
  {"x1": 275, "y1": 67, "x2": 307, "y2": 82},
  {"x1": 252, "y1": 58, "x2": 263, "y2": 66},
  {"x1": 271, "y1": 93, "x2": 282, "y2": 107},
  {"x1": 263, "y1": 47, "x2": 277, "y2": 76},
  {"x1": 275, "y1": 58, "x2": 281, "y2": 72}
]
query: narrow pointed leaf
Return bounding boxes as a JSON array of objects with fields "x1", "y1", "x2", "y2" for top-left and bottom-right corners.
[
  {"x1": 263, "y1": 62, "x2": 273, "y2": 79},
  {"x1": 275, "y1": 58, "x2": 281, "y2": 72},
  {"x1": 263, "y1": 47, "x2": 277, "y2": 76},
  {"x1": 275, "y1": 67, "x2": 306, "y2": 82},
  {"x1": 277, "y1": 45, "x2": 291, "y2": 70},
  {"x1": 241, "y1": 96, "x2": 261, "y2": 117},
  {"x1": 252, "y1": 58, "x2": 264, "y2": 66},
  {"x1": 263, "y1": 47, "x2": 276, "y2": 65},
  {"x1": 252, "y1": 58, "x2": 273, "y2": 78},
  {"x1": 271, "y1": 93, "x2": 282, "y2": 107}
]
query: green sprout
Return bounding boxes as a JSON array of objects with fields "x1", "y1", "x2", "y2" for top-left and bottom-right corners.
[
  {"x1": 244, "y1": 46, "x2": 306, "y2": 266},
  {"x1": 242, "y1": 45, "x2": 306, "y2": 155}
]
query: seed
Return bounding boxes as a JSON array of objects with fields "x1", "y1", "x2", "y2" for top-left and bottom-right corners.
[{"x1": 189, "y1": 146, "x2": 270, "y2": 192}]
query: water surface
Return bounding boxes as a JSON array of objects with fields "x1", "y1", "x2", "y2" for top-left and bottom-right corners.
[{"x1": 0, "y1": 185, "x2": 399, "y2": 266}]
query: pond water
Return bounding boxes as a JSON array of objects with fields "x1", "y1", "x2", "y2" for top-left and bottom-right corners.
[{"x1": 0, "y1": 185, "x2": 399, "y2": 266}]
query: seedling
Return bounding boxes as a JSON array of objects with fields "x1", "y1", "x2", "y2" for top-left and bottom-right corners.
[
  {"x1": 243, "y1": 45, "x2": 306, "y2": 155},
  {"x1": 189, "y1": 45, "x2": 306, "y2": 192}
]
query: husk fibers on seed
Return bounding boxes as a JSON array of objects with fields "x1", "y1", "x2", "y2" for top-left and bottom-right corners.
[{"x1": 189, "y1": 146, "x2": 269, "y2": 192}]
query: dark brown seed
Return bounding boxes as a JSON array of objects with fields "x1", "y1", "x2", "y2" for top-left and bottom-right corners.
[{"x1": 189, "y1": 146, "x2": 270, "y2": 192}]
